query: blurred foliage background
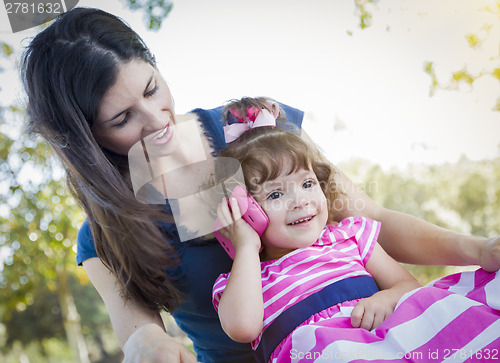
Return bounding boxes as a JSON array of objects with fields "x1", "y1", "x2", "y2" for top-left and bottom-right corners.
[{"x1": 0, "y1": 0, "x2": 499, "y2": 362}]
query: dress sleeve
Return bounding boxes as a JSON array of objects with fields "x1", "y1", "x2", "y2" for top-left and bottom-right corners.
[
  {"x1": 326, "y1": 217, "x2": 381, "y2": 266},
  {"x1": 212, "y1": 272, "x2": 231, "y2": 312}
]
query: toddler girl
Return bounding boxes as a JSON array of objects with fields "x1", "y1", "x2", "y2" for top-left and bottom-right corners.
[{"x1": 212, "y1": 97, "x2": 500, "y2": 363}]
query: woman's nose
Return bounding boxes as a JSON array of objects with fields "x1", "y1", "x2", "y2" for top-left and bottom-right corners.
[{"x1": 141, "y1": 108, "x2": 167, "y2": 134}]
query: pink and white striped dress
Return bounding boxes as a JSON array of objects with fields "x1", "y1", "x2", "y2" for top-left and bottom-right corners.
[{"x1": 212, "y1": 217, "x2": 500, "y2": 362}]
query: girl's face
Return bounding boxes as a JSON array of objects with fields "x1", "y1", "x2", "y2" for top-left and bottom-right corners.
[
  {"x1": 253, "y1": 166, "x2": 329, "y2": 261},
  {"x1": 92, "y1": 59, "x2": 175, "y2": 156}
]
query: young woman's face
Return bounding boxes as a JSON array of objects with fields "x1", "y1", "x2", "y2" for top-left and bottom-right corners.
[
  {"x1": 253, "y1": 167, "x2": 329, "y2": 260},
  {"x1": 92, "y1": 59, "x2": 175, "y2": 156}
]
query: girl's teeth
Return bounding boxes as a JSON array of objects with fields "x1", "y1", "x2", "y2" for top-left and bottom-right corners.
[
  {"x1": 155, "y1": 125, "x2": 169, "y2": 139},
  {"x1": 290, "y1": 216, "x2": 312, "y2": 225}
]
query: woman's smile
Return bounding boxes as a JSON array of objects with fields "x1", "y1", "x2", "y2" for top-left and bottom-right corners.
[
  {"x1": 148, "y1": 120, "x2": 174, "y2": 146},
  {"x1": 155, "y1": 123, "x2": 170, "y2": 140}
]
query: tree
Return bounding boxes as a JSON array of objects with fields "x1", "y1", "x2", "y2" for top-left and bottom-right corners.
[
  {"x1": 0, "y1": 40, "x2": 97, "y2": 362},
  {"x1": 339, "y1": 155, "x2": 500, "y2": 284},
  {"x1": 0, "y1": 109, "x2": 92, "y2": 362},
  {"x1": 0, "y1": 0, "x2": 177, "y2": 357},
  {"x1": 353, "y1": 0, "x2": 379, "y2": 29},
  {"x1": 120, "y1": 0, "x2": 173, "y2": 30},
  {"x1": 355, "y1": 0, "x2": 500, "y2": 112},
  {"x1": 424, "y1": 1, "x2": 500, "y2": 111}
]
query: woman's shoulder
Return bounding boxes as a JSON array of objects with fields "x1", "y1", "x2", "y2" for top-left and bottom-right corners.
[
  {"x1": 188, "y1": 106, "x2": 226, "y2": 155},
  {"x1": 76, "y1": 219, "x2": 98, "y2": 265}
]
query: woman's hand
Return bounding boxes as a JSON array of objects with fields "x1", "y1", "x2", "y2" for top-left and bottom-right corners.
[
  {"x1": 216, "y1": 197, "x2": 262, "y2": 255},
  {"x1": 479, "y1": 236, "x2": 500, "y2": 272},
  {"x1": 122, "y1": 323, "x2": 196, "y2": 363}
]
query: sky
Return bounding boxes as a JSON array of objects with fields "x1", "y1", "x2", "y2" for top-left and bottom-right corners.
[{"x1": 0, "y1": 0, "x2": 499, "y2": 170}]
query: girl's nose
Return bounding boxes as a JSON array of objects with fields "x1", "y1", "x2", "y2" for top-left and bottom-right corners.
[{"x1": 288, "y1": 190, "x2": 310, "y2": 210}]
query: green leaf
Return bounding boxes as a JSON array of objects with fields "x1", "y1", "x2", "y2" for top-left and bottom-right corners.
[
  {"x1": 354, "y1": 0, "x2": 378, "y2": 30},
  {"x1": 494, "y1": 98, "x2": 500, "y2": 112},
  {"x1": 492, "y1": 68, "x2": 500, "y2": 81},
  {"x1": 121, "y1": 0, "x2": 174, "y2": 30},
  {"x1": 452, "y1": 70, "x2": 474, "y2": 85},
  {"x1": 466, "y1": 34, "x2": 481, "y2": 48},
  {"x1": 423, "y1": 61, "x2": 438, "y2": 96},
  {"x1": 423, "y1": 61, "x2": 434, "y2": 74},
  {"x1": 1, "y1": 43, "x2": 13, "y2": 57},
  {"x1": 0, "y1": 132, "x2": 14, "y2": 160}
]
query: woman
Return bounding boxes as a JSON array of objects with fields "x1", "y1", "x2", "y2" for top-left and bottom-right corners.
[{"x1": 21, "y1": 7, "x2": 500, "y2": 363}]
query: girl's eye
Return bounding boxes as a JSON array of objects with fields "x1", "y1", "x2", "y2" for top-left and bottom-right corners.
[
  {"x1": 145, "y1": 82, "x2": 158, "y2": 97},
  {"x1": 303, "y1": 179, "x2": 315, "y2": 189},
  {"x1": 267, "y1": 191, "x2": 283, "y2": 200}
]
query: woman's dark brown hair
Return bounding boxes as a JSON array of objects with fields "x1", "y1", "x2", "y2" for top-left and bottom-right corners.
[{"x1": 21, "y1": 7, "x2": 181, "y2": 312}]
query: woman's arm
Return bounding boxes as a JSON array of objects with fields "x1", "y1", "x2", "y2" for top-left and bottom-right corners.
[
  {"x1": 351, "y1": 243, "x2": 422, "y2": 330},
  {"x1": 83, "y1": 258, "x2": 196, "y2": 363},
  {"x1": 333, "y1": 166, "x2": 500, "y2": 271},
  {"x1": 216, "y1": 198, "x2": 264, "y2": 343},
  {"x1": 300, "y1": 128, "x2": 500, "y2": 271}
]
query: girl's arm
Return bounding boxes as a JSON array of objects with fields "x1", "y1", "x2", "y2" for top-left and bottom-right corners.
[
  {"x1": 218, "y1": 242, "x2": 263, "y2": 342},
  {"x1": 216, "y1": 198, "x2": 264, "y2": 343},
  {"x1": 83, "y1": 258, "x2": 196, "y2": 363},
  {"x1": 350, "y1": 243, "x2": 422, "y2": 330}
]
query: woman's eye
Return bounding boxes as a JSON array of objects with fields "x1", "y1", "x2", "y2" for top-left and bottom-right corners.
[
  {"x1": 267, "y1": 191, "x2": 283, "y2": 200},
  {"x1": 303, "y1": 179, "x2": 315, "y2": 189},
  {"x1": 145, "y1": 82, "x2": 158, "y2": 97},
  {"x1": 114, "y1": 113, "x2": 130, "y2": 128}
]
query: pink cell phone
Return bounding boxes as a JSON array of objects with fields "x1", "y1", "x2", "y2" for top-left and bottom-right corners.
[{"x1": 213, "y1": 185, "x2": 269, "y2": 259}]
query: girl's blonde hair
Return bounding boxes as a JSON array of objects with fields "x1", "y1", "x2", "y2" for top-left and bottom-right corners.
[{"x1": 220, "y1": 97, "x2": 342, "y2": 222}]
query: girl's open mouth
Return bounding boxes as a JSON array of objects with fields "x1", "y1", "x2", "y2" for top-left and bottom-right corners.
[{"x1": 288, "y1": 215, "x2": 315, "y2": 226}]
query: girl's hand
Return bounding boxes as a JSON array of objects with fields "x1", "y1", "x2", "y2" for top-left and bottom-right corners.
[
  {"x1": 479, "y1": 236, "x2": 500, "y2": 272},
  {"x1": 122, "y1": 324, "x2": 196, "y2": 363},
  {"x1": 350, "y1": 290, "x2": 398, "y2": 331},
  {"x1": 216, "y1": 197, "x2": 261, "y2": 254},
  {"x1": 354, "y1": 243, "x2": 422, "y2": 331},
  {"x1": 216, "y1": 197, "x2": 264, "y2": 342}
]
